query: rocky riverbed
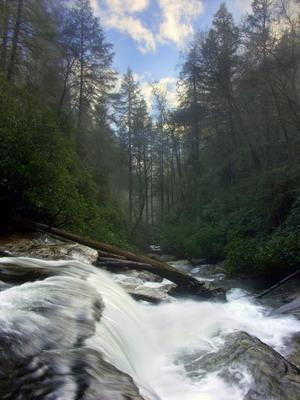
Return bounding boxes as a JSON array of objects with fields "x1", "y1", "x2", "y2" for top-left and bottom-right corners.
[{"x1": 1, "y1": 232, "x2": 300, "y2": 399}]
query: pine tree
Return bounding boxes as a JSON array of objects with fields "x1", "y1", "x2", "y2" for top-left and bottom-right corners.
[
  {"x1": 202, "y1": 2, "x2": 240, "y2": 183},
  {"x1": 116, "y1": 68, "x2": 141, "y2": 224},
  {"x1": 64, "y1": 0, "x2": 115, "y2": 156}
]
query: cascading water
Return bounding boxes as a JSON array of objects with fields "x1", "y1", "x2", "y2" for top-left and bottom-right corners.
[
  {"x1": 0, "y1": 256, "x2": 299, "y2": 400},
  {"x1": 140, "y1": 292, "x2": 300, "y2": 400},
  {"x1": 0, "y1": 257, "x2": 159, "y2": 400}
]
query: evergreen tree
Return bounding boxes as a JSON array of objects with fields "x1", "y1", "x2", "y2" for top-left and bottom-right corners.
[
  {"x1": 116, "y1": 68, "x2": 141, "y2": 224},
  {"x1": 64, "y1": 0, "x2": 115, "y2": 156},
  {"x1": 202, "y1": 3, "x2": 240, "y2": 184}
]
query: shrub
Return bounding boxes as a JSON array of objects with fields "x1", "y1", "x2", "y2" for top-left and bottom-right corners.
[
  {"x1": 226, "y1": 229, "x2": 300, "y2": 278},
  {"x1": 225, "y1": 237, "x2": 259, "y2": 276},
  {"x1": 0, "y1": 76, "x2": 128, "y2": 247},
  {"x1": 182, "y1": 227, "x2": 225, "y2": 261}
]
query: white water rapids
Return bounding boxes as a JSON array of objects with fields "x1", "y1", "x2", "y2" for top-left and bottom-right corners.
[
  {"x1": 140, "y1": 291, "x2": 300, "y2": 400},
  {"x1": 0, "y1": 257, "x2": 300, "y2": 400}
]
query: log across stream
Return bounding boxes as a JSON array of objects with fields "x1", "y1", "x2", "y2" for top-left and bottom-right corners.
[
  {"x1": 20, "y1": 220, "x2": 223, "y2": 299},
  {"x1": 0, "y1": 254, "x2": 299, "y2": 400}
]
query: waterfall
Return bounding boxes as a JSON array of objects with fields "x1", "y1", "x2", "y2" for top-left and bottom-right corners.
[
  {"x1": 0, "y1": 257, "x2": 159, "y2": 400},
  {"x1": 0, "y1": 257, "x2": 300, "y2": 400}
]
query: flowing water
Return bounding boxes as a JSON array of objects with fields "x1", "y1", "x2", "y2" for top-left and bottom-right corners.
[
  {"x1": 0, "y1": 257, "x2": 300, "y2": 400},
  {"x1": 140, "y1": 291, "x2": 300, "y2": 400}
]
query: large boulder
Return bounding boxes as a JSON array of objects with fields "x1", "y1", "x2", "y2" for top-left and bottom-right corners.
[
  {"x1": 181, "y1": 331, "x2": 300, "y2": 400},
  {"x1": 0, "y1": 257, "x2": 150, "y2": 400}
]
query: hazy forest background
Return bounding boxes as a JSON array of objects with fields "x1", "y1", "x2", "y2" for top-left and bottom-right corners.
[{"x1": 1, "y1": 0, "x2": 300, "y2": 278}]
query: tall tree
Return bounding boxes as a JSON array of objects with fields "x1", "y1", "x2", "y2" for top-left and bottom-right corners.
[
  {"x1": 7, "y1": 0, "x2": 24, "y2": 81},
  {"x1": 202, "y1": 2, "x2": 240, "y2": 184},
  {"x1": 0, "y1": 0, "x2": 10, "y2": 71},
  {"x1": 64, "y1": 0, "x2": 115, "y2": 156},
  {"x1": 116, "y1": 68, "x2": 141, "y2": 224}
]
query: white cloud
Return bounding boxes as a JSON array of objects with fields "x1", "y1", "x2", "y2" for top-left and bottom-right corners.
[
  {"x1": 105, "y1": 14, "x2": 156, "y2": 53},
  {"x1": 140, "y1": 81, "x2": 155, "y2": 109},
  {"x1": 157, "y1": 0, "x2": 204, "y2": 47},
  {"x1": 234, "y1": 0, "x2": 252, "y2": 13},
  {"x1": 96, "y1": 0, "x2": 149, "y2": 13},
  {"x1": 157, "y1": 76, "x2": 178, "y2": 107},
  {"x1": 92, "y1": 0, "x2": 204, "y2": 53},
  {"x1": 137, "y1": 76, "x2": 178, "y2": 109},
  {"x1": 92, "y1": 0, "x2": 156, "y2": 53}
]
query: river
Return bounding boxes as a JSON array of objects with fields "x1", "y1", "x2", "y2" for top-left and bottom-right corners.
[{"x1": 0, "y1": 251, "x2": 300, "y2": 399}]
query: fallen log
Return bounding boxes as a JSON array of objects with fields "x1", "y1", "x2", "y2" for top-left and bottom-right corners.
[
  {"x1": 20, "y1": 220, "x2": 211, "y2": 296},
  {"x1": 97, "y1": 260, "x2": 151, "y2": 269},
  {"x1": 255, "y1": 268, "x2": 300, "y2": 299},
  {"x1": 97, "y1": 257, "x2": 131, "y2": 263},
  {"x1": 97, "y1": 250, "x2": 126, "y2": 260}
]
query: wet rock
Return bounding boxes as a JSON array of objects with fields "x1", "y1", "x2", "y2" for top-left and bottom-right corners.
[
  {"x1": 181, "y1": 331, "x2": 300, "y2": 400},
  {"x1": 128, "y1": 284, "x2": 175, "y2": 303},
  {"x1": 149, "y1": 245, "x2": 161, "y2": 253},
  {"x1": 0, "y1": 280, "x2": 10, "y2": 291},
  {"x1": 0, "y1": 233, "x2": 99, "y2": 265},
  {"x1": 0, "y1": 257, "x2": 148, "y2": 400},
  {"x1": 194, "y1": 263, "x2": 226, "y2": 277},
  {"x1": 112, "y1": 274, "x2": 144, "y2": 291},
  {"x1": 287, "y1": 333, "x2": 300, "y2": 368},
  {"x1": 123, "y1": 269, "x2": 162, "y2": 282},
  {"x1": 168, "y1": 259, "x2": 193, "y2": 272},
  {"x1": 271, "y1": 297, "x2": 300, "y2": 318},
  {"x1": 112, "y1": 273, "x2": 176, "y2": 303},
  {"x1": 203, "y1": 287, "x2": 227, "y2": 302}
]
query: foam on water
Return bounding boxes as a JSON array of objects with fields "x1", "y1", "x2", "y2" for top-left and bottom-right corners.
[
  {"x1": 0, "y1": 257, "x2": 299, "y2": 400},
  {"x1": 140, "y1": 291, "x2": 300, "y2": 400}
]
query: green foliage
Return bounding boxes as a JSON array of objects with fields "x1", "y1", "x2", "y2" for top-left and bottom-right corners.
[
  {"x1": 182, "y1": 227, "x2": 225, "y2": 261},
  {"x1": 0, "y1": 76, "x2": 127, "y2": 247},
  {"x1": 226, "y1": 201, "x2": 300, "y2": 277},
  {"x1": 159, "y1": 184, "x2": 300, "y2": 277},
  {"x1": 155, "y1": 0, "x2": 300, "y2": 279},
  {"x1": 158, "y1": 221, "x2": 225, "y2": 261},
  {"x1": 225, "y1": 237, "x2": 258, "y2": 276},
  {"x1": 226, "y1": 232, "x2": 300, "y2": 278}
]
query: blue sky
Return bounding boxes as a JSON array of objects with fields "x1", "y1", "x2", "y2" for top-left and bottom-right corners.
[{"x1": 91, "y1": 0, "x2": 252, "y2": 105}]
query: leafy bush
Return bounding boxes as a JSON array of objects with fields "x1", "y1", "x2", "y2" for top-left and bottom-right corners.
[
  {"x1": 226, "y1": 228, "x2": 300, "y2": 278},
  {"x1": 158, "y1": 221, "x2": 225, "y2": 261},
  {"x1": 0, "y1": 76, "x2": 127, "y2": 247},
  {"x1": 225, "y1": 237, "x2": 259, "y2": 276},
  {"x1": 182, "y1": 227, "x2": 225, "y2": 261}
]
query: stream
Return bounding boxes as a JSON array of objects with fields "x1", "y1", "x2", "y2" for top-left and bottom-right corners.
[
  {"x1": 0, "y1": 239, "x2": 300, "y2": 399},
  {"x1": 139, "y1": 290, "x2": 300, "y2": 399}
]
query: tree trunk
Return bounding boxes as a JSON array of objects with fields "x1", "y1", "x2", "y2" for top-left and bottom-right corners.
[
  {"x1": 7, "y1": 0, "x2": 24, "y2": 81},
  {"x1": 77, "y1": 12, "x2": 85, "y2": 156},
  {"x1": 128, "y1": 92, "x2": 133, "y2": 224},
  {"x1": 0, "y1": 0, "x2": 9, "y2": 71},
  {"x1": 143, "y1": 145, "x2": 149, "y2": 224},
  {"x1": 150, "y1": 150, "x2": 154, "y2": 225}
]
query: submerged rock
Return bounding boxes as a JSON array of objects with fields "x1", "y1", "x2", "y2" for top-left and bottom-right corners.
[{"x1": 181, "y1": 331, "x2": 300, "y2": 400}]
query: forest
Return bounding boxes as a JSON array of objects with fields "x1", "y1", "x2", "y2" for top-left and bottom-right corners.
[{"x1": 1, "y1": 0, "x2": 300, "y2": 278}]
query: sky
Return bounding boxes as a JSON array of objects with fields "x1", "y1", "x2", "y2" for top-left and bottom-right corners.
[{"x1": 91, "y1": 0, "x2": 253, "y2": 106}]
